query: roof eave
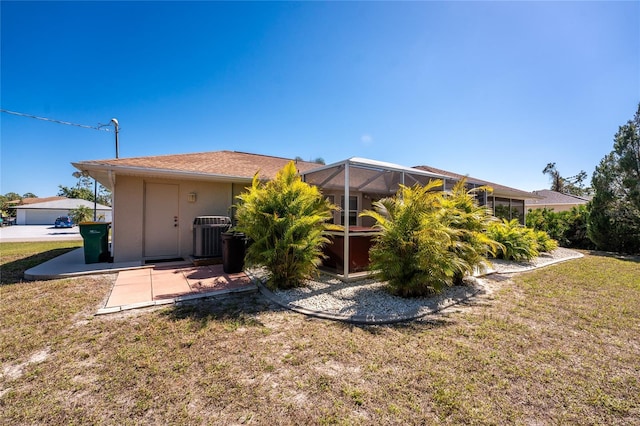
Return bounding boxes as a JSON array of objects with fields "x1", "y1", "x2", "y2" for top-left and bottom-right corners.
[{"x1": 71, "y1": 162, "x2": 255, "y2": 188}]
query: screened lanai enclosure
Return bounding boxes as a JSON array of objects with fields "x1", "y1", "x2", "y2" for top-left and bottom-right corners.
[
  {"x1": 302, "y1": 158, "x2": 449, "y2": 280},
  {"x1": 302, "y1": 157, "x2": 534, "y2": 280}
]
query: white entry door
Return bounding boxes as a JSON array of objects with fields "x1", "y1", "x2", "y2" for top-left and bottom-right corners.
[{"x1": 144, "y1": 183, "x2": 180, "y2": 259}]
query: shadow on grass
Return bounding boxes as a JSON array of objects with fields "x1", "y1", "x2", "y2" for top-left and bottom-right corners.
[
  {"x1": 161, "y1": 293, "x2": 282, "y2": 329},
  {"x1": 0, "y1": 247, "x2": 79, "y2": 285},
  {"x1": 587, "y1": 250, "x2": 640, "y2": 263}
]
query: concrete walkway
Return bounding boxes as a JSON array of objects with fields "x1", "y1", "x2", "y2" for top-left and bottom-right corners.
[{"x1": 24, "y1": 248, "x2": 257, "y2": 315}]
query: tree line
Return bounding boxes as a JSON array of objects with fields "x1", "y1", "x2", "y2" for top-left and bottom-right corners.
[{"x1": 534, "y1": 103, "x2": 640, "y2": 254}]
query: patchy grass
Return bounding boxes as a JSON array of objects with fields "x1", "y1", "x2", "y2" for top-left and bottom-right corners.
[
  {"x1": 1, "y1": 241, "x2": 81, "y2": 284},
  {"x1": 1, "y1": 244, "x2": 639, "y2": 424}
]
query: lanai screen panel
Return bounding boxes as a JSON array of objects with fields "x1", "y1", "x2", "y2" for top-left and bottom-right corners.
[
  {"x1": 303, "y1": 158, "x2": 445, "y2": 197},
  {"x1": 302, "y1": 158, "x2": 448, "y2": 280}
]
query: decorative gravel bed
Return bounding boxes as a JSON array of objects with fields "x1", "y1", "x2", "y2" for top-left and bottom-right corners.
[
  {"x1": 253, "y1": 248, "x2": 583, "y2": 324},
  {"x1": 489, "y1": 247, "x2": 583, "y2": 273}
]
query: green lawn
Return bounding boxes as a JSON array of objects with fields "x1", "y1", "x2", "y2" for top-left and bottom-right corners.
[{"x1": 1, "y1": 242, "x2": 639, "y2": 425}]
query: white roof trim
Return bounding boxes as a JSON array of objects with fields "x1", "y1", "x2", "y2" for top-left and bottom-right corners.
[
  {"x1": 71, "y1": 162, "x2": 255, "y2": 183},
  {"x1": 304, "y1": 157, "x2": 448, "y2": 179}
]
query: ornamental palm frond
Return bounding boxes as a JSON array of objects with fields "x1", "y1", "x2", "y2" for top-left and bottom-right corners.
[
  {"x1": 361, "y1": 179, "x2": 501, "y2": 297},
  {"x1": 235, "y1": 161, "x2": 340, "y2": 289},
  {"x1": 486, "y1": 219, "x2": 539, "y2": 261},
  {"x1": 438, "y1": 179, "x2": 502, "y2": 282}
]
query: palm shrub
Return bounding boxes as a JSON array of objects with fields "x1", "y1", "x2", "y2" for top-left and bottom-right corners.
[
  {"x1": 437, "y1": 180, "x2": 502, "y2": 283},
  {"x1": 361, "y1": 180, "x2": 500, "y2": 297},
  {"x1": 234, "y1": 161, "x2": 339, "y2": 289},
  {"x1": 534, "y1": 230, "x2": 559, "y2": 253},
  {"x1": 69, "y1": 205, "x2": 92, "y2": 224},
  {"x1": 486, "y1": 219, "x2": 544, "y2": 261},
  {"x1": 362, "y1": 181, "x2": 447, "y2": 296}
]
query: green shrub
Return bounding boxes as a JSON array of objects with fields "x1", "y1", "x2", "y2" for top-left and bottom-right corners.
[
  {"x1": 534, "y1": 230, "x2": 559, "y2": 253},
  {"x1": 526, "y1": 206, "x2": 592, "y2": 249},
  {"x1": 361, "y1": 180, "x2": 499, "y2": 297},
  {"x1": 486, "y1": 219, "x2": 539, "y2": 262},
  {"x1": 69, "y1": 205, "x2": 92, "y2": 224},
  {"x1": 234, "y1": 162, "x2": 339, "y2": 289}
]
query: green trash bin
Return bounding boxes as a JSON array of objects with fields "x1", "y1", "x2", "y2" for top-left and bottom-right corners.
[{"x1": 79, "y1": 222, "x2": 111, "y2": 264}]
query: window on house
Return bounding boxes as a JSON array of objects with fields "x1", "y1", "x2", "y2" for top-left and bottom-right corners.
[{"x1": 340, "y1": 195, "x2": 358, "y2": 226}]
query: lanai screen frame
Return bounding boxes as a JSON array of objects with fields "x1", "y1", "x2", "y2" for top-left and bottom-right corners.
[{"x1": 302, "y1": 157, "x2": 448, "y2": 280}]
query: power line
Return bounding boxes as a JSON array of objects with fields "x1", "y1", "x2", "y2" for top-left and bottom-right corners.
[{"x1": 0, "y1": 109, "x2": 112, "y2": 132}]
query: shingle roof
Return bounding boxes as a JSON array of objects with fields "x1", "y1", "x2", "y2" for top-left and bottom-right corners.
[
  {"x1": 7, "y1": 196, "x2": 66, "y2": 205},
  {"x1": 526, "y1": 189, "x2": 590, "y2": 206},
  {"x1": 16, "y1": 198, "x2": 111, "y2": 210},
  {"x1": 413, "y1": 165, "x2": 539, "y2": 199},
  {"x1": 75, "y1": 150, "x2": 321, "y2": 181}
]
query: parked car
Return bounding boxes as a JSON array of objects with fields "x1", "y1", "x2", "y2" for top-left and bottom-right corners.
[{"x1": 54, "y1": 216, "x2": 74, "y2": 228}]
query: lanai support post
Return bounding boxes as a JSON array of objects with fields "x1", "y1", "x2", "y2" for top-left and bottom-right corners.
[{"x1": 344, "y1": 162, "x2": 350, "y2": 279}]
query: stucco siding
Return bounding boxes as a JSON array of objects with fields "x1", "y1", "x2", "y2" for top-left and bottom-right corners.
[
  {"x1": 177, "y1": 180, "x2": 234, "y2": 258},
  {"x1": 113, "y1": 176, "x2": 145, "y2": 263},
  {"x1": 111, "y1": 175, "x2": 237, "y2": 263}
]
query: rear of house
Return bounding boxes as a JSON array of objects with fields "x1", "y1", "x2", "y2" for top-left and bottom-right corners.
[
  {"x1": 73, "y1": 151, "x2": 319, "y2": 264},
  {"x1": 73, "y1": 150, "x2": 540, "y2": 266}
]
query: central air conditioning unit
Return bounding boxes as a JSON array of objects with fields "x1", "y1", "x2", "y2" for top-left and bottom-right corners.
[{"x1": 192, "y1": 216, "x2": 231, "y2": 257}]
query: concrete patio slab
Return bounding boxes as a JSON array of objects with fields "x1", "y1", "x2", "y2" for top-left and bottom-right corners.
[{"x1": 23, "y1": 248, "x2": 258, "y2": 315}]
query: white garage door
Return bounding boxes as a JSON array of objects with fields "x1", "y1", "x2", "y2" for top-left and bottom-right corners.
[{"x1": 25, "y1": 210, "x2": 69, "y2": 225}]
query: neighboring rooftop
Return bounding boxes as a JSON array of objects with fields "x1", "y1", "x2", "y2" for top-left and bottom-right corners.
[
  {"x1": 526, "y1": 189, "x2": 591, "y2": 209},
  {"x1": 15, "y1": 197, "x2": 111, "y2": 210},
  {"x1": 413, "y1": 165, "x2": 539, "y2": 199},
  {"x1": 6, "y1": 196, "x2": 66, "y2": 205}
]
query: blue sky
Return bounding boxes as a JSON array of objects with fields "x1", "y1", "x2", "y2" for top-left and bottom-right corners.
[{"x1": 2, "y1": 1, "x2": 639, "y2": 198}]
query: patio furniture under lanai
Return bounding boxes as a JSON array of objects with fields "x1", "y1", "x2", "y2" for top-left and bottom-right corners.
[{"x1": 302, "y1": 158, "x2": 449, "y2": 280}]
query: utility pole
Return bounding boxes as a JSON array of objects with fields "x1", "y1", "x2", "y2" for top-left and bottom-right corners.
[{"x1": 111, "y1": 118, "x2": 119, "y2": 158}]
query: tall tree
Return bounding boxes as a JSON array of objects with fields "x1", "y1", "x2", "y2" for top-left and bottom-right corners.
[
  {"x1": 543, "y1": 163, "x2": 564, "y2": 192},
  {"x1": 59, "y1": 173, "x2": 111, "y2": 206},
  {"x1": 542, "y1": 163, "x2": 589, "y2": 196},
  {"x1": 587, "y1": 103, "x2": 640, "y2": 254}
]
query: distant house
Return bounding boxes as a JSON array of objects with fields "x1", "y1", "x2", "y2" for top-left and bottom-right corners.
[
  {"x1": 15, "y1": 197, "x2": 112, "y2": 225},
  {"x1": 72, "y1": 150, "x2": 540, "y2": 267},
  {"x1": 525, "y1": 189, "x2": 590, "y2": 212}
]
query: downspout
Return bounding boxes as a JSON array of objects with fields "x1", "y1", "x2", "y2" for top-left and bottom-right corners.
[
  {"x1": 109, "y1": 170, "x2": 116, "y2": 261},
  {"x1": 344, "y1": 162, "x2": 350, "y2": 280},
  {"x1": 231, "y1": 183, "x2": 235, "y2": 226}
]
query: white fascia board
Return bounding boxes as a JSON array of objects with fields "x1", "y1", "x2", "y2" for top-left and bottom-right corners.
[
  {"x1": 302, "y1": 157, "x2": 448, "y2": 180},
  {"x1": 71, "y1": 162, "x2": 254, "y2": 184}
]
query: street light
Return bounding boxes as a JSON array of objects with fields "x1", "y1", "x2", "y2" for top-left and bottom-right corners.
[{"x1": 110, "y1": 118, "x2": 119, "y2": 159}]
